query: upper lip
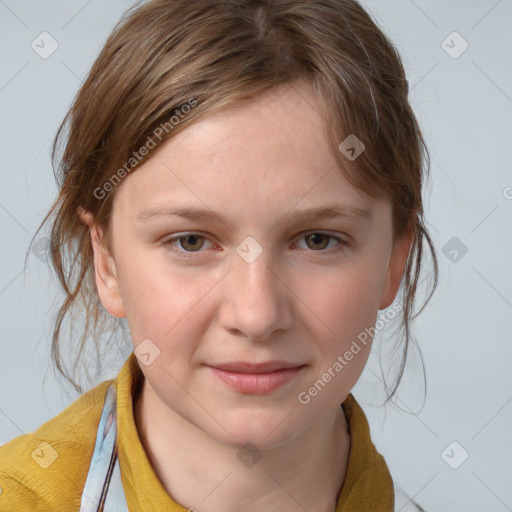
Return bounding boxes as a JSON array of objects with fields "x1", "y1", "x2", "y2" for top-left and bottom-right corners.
[{"x1": 209, "y1": 361, "x2": 305, "y2": 374}]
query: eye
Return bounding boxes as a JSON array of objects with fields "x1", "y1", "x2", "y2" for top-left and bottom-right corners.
[
  {"x1": 161, "y1": 231, "x2": 349, "y2": 259},
  {"x1": 293, "y1": 231, "x2": 348, "y2": 252},
  {"x1": 161, "y1": 233, "x2": 212, "y2": 256}
]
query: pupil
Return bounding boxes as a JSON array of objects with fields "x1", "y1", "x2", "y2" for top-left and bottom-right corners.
[
  {"x1": 309, "y1": 233, "x2": 327, "y2": 249},
  {"x1": 183, "y1": 235, "x2": 201, "y2": 251}
]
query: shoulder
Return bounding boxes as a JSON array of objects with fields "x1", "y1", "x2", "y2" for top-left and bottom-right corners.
[{"x1": 0, "y1": 379, "x2": 113, "y2": 511}]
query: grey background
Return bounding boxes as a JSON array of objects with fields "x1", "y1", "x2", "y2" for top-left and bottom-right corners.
[{"x1": 0, "y1": 1, "x2": 511, "y2": 510}]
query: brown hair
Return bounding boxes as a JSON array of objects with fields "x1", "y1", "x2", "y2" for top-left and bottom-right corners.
[{"x1": 29, "y1": 0, "x2": 438, "y2": 400}]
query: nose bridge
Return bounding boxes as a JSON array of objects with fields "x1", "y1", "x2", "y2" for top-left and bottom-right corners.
[
  {"x1": 220, "y1": 236, "x2": 292, "y2": 339},
  {"x1": 233, "y1": 236, "x2": 281, "y2": 303},
  {"x1": 234, "y1": 241, "x2": 276, "y2": 294}
]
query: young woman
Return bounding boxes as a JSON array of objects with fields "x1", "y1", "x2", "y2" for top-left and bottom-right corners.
[{"x1": 0, "y1": 1, "x2": 437, "y2": 510}]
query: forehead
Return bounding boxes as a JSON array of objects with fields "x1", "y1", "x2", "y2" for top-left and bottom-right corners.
[
  {"x1": 113, "y1": 82, "x2": 384, "y2": 223},
  {"x1": 166, "y1": 81, "x2": 330, "y2": 176}
]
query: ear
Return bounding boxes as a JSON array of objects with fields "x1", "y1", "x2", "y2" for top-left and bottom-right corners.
[
  {"x1": 378, "y1": 222, "x2": 414, "y2": 310},
  {"x1": 77, "y1": 207, "x2": 126, "y2": 318}
]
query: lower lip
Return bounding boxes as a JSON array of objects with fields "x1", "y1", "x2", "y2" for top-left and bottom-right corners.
[{"x1": 208, "y1": 366, "x2": 304, "y2": 394}]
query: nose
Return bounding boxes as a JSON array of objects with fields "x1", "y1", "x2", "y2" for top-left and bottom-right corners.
[{"x1": 218, "y1": 245, "x2": 293, "y2": 341}]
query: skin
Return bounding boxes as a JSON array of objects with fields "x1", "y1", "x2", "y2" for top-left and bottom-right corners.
[{"x1": 79, "y1": 80, "x2": 413, "y2": 512}]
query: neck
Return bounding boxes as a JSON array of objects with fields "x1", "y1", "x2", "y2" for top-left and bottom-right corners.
[{"x1": 134, "y1": 378, "x2": 351, "y2": 512}]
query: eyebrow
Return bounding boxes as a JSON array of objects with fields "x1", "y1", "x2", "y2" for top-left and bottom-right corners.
[{"x1": 136, "y1": 203, "x2": 372, "y2": 228}]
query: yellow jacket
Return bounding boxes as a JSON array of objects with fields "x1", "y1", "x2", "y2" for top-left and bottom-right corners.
[{"x1": 0, "y1": 352, "x2": 395, "y2": 511}]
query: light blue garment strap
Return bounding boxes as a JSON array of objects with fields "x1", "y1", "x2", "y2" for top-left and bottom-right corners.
[{"x1": 80, "y1": 383, "x2": 129, "y2": 512}]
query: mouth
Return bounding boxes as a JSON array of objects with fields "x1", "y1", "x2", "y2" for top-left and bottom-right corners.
[{"x1": 206, "y1": 361, "x2": 306, "y2": 394}]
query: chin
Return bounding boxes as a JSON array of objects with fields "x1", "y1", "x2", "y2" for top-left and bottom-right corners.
[{"x1": 205, "y1": 406, "x2": 305, "y2": 451}]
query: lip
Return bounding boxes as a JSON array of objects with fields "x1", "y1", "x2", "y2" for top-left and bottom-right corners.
[
  {"x1": 211, "y1": 361, "x2": 303, "y2": 373},
  {"x1": 207, "y1": 361, "x2": 306, "y2": 394}
]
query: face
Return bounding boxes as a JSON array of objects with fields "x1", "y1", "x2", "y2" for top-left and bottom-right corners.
[{"x1": 86, "y1": 80, "x2": 412, "y2": 450}]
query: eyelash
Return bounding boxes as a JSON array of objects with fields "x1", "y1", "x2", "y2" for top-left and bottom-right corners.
[{"x1": 160, "y1": 231, "x2": 350, "y2": 259}]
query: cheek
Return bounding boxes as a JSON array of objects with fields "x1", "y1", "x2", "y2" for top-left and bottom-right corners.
[
  {"x1": 117, "y1": 251, "x2": 221, "y2": 353},
  {"x1": 298, "y1": 259, "x2": 386, "y2": 402},
  {"x1": 304, "y1": 269, "x2": 380, "y2": 402},
  {"x1": 307, "y1": 259, "x2": 385, "y2": 346}
]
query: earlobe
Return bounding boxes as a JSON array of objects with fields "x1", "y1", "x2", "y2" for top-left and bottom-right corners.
[
  {"x1": 77, "y1": 207, "x2": 126, "y2": 318},
  {"x1": 379, "y1": 224, "x2": 414, "y2": 310}
]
